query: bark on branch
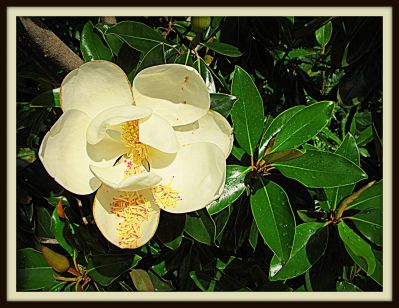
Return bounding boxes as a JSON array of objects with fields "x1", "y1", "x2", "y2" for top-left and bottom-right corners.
[{"x1": 18, "y1": 17, "x2": 84, "y2": 74}]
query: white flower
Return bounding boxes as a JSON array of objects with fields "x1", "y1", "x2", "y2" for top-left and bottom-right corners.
[{"x1": 39, "y1": 61, "x2": 233, "y2": 249}]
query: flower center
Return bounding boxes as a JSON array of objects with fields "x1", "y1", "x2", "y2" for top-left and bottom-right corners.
[
  {"x1": 111, "y1": 192, "x2": 152, "y2": 249},
  {"x1": 121, "y1": 120, "x2": 148, "y2": 166},
  {"x1": 152, "y1": 177, "x2": 182, "y2": 209}
]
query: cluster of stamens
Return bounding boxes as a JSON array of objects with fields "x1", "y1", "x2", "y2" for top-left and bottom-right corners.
[
  {"x1": 152, "y1": 177, "x2": 182, "y2": 209},
  {"x1": 121, "y1": 120, "x2": 148, "y2": 166},
  {"x1": 111, "y1": 192, "x2": 152, "y2": 249}
]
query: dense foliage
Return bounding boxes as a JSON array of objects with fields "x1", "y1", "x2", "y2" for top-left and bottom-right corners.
[{"x1": 17, "y1": 16, "x2": 383, "y2": 292}]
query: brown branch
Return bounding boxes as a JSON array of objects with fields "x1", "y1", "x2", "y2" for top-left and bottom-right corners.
[{"x1": 18, "y1": 17, "x2": 84, "y2": 75}]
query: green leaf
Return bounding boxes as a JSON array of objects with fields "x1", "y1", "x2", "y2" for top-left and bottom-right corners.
[
  {"x1": 17, "y1": 248, "x2": 57, "y2": 291},
  {"x1": 147, "y1": 270, "x2": 175, "y2": 291},
  {"x1": 156, "y1": 211, "x2": 185, "y2": 250},
  {"x1": 261, "y1": 149, "x2": 304, "y2": 164},
  {"x1": 50, "y1": 208, "x2": 74, "y2": 256},
  {"x1": 258, "y1": 105, "x2": 305, "y2": 157},
  {"x1": 248, "y1": 219, "x2": 259, "y2": 251},
  {"x1": 36, "y1": 207, "x2": 53, "y2": 238},
  {"x1": 336, "y1": 281, "x2": 362, "y2": 291},
  {"x1": 87, "y1": 253, "x2": 142, "y2": 286},
  {"x1": 250, "y1": 179, "x2": 295, "y2": 262},
  {"x1": 269, "y1": 223, "x2": 328, "y2": 281},
  {"x1": 106, "y1": 21, "x2": 168, "y2": 53},
  {"x1": 214, "y1": 206, "x2": 232, "y2": 242},
  {"x1": 316, "y1": 21, "x2": 332, "y2": 46},
  {"x1": 202, "y1": 41, "x2": 242, "y2": 57},
  {"x1": 338, "y1": 222, "x2": 376, "y2": 276},
  {"x1": 346, "y1": 180, "x2": 382, "y2": 211},
  {"x1": 135, "y1": 43, "x2": 166, "y2": 74},
  {"x1": 271, "y1": 101, "x2": 334, "y2": 153},
  {"x1": 80, "y1": 21, "x2": 113, "y2": 62},
  {"x1": 207, "y1": 165, "x2": 250, "y2": 215},
  {"x1": 130, "y1": 269, "x2": 154, "y2": 291},
  {"x1": 231, "y1": 145, "x2": 246, "y2": 161},
  {"x1": 30, "y1": 88, "x2": 60, "y2": 108},
  {"x1": 185, "y1": 209, "x2": 216, "y2": 245},
  {"x1": 324, "y1": 133, "x2": 360, "y2": 210},
  {"x1": 288, "y1": 48, "x2": 317, "y2": 59},
  {"x1": 272, "y1": 150, "x2": 368, "y2": 188},
  {"x1": 357, "y1": 125, "x2": 373, "y2": 147},
  {"x1": 194, "y1": 58, "x2": 216, "y2": 93},
  {"x1": 210, "y1": 93, "x2": 237, "y2": 118},
  {"x1": 231, "y1": 66, "x2": 265, "y2": 156},
  {"x1": 95, "y1": 23, "x2": 124, "y2": 56}
]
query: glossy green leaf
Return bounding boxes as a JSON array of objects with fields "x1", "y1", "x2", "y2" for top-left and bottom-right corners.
[
  {"x1": 50, "y1": 208, "x2": 74, "y2": 256},
  {"x1": 80, "y1": 21, "x2": 113, "y2": 62},
  {"x1": 95, "y1": 23, "x2": 124, "y2": 56},
  {"x1": 288, "y1": 48, "x2": 317, "y2": 59},
  {"x1": 147, "y1": 270, "x2": 175, "y2": 291},
  {"x1": 261, "y1": 149, "x2": 304, "y2": 164},
  {"x1": 185, "y1": 209, "x2": 216, "y2": 245},
  {"x1": 194, "y1": 58, "x2": 216, "y2": 93},
  {"x1": 346, "y1": 180, "x2": 382, "y2": 211},
  {"x1": 210, "y1": 93, "x2": 237, "y2": 118},
  {"x1": 336, "y1": 281, "x2": 362, "y2": 291},
  {"x1": 130, "y1": 269, "x2": 154, "y2": 291},
  {"x1": 231, "y1": 145, "x2": 246, "y2": 161},
  {"x1": 214, "y1": 206, "x2": 232, "y2": 242},
  {"x1": 272, "y1": 150, "x2": 368, "y2": 188},
  {"x1": 106, "y1": 21, "x2": 168, "y2": 53},
  {"x1": 316, "y1": 21, "x2": 332, "y2": 46},
  {"x1": 30, "y1": 88, "x2": 60, "y2": 108},
  {"x1": 357, "y1": 125, "x2": 373, "y2": 146},
  {"x1": 135, "y1": 43, "x2": 166, "y2": 74},
  {"x1": 17, "y1": 248, "x2": 57, "y2": 291},
  {"x1": 231, "y1": 66, "x2": 265, "y2": 156},
  {"x1": 87, "y1": 253, "x2": 142, "y2": 286},
  {"x1": 338, "y1": 222, "x2": 376, "y2": 276},
  {"x1": 324, "y1": 133, "x2": 360, "y2": 210},
  {"x1": 207, "y1": 165, "x2": 250, "y2": 215},
  {"x1": 271, "y1": 101, "x2": 334, "y2": 153},
  {"x1": 258, "y1": 105, "x2": 305, "y2": 157},
  {"x1": 202, "y1": 41, "x2": 242, "y2": 57},
  {"x1": 156, "y1": 211, "x2": 185, "y2": 250},
  {"x1": 269, "y1": 223, "x2": 328, "y2": 281},
  {"x1": 250, "y1": 179, "x2": 295, "y2": 262}
]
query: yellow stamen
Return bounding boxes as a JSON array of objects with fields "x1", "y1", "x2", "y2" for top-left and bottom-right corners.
[
  {"x1": 152, "y1": 177, "x2": 182, "y2": 209},
  {"x1": 111, "y1": 192, "x2": 152, "y2": 249},
  {"x1": 121, "y1": 120, "x2": 148, "y2": 166}
]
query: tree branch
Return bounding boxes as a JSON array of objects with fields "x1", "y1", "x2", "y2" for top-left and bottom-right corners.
[{"x1": 18, "y1": 17, "x2": 84, "y2": 74}]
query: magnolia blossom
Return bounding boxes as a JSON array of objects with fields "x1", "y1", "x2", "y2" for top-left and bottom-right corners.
[{"x1": 39, "y1": 61, "x2": 233, "y2": 249}]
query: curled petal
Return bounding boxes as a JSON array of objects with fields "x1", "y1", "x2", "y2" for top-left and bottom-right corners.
[
  {"x1": 93, "y1": 185, "x2": 160, "y2": 249},
  {"x1": 39, "y1": 110, "x2": 102, "y2": 195},
  {"x1": 139, "y1": 113, "x2": 179, "y2": 153},
  {"x1": 86, "y1": 105, "x2": 152, "y2": 144},
  {"x1": 89, "y1": 162, "x2": 161, "y2": 191},
  {"x1": 61, "y1": 61, "x2": 133, "y2": 118},
  {"x1": 148, "y1": 143, "x2": 226, "y2": 214},
  {"x1": 133, "y1": 64, "x2": 210, "y2": 126},
  {"x1": 174, "y1": 110, "x2": 233, "y2": 158}
]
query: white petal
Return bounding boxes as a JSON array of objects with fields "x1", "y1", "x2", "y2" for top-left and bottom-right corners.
[
  {"x1": 148, "y1": 143, "x2": 226, "y2": 214},
  {"x1": 90, "y1": 161, "x2": 161, "y2": 191},
  {"x1": 86, "y1": 105, "x2": 152, "y2": 144},
  {"x1": 39, "y1": 110, "x2": 102, "y2": 195},
  {"x1": 61, "y1": 61, "x2": 133, "y2": 118},
  {"x1": 93, "y1": 185, "x2": 160, "y2": 249},
  {"x1": 174, "y1": 110, "x2": 233, "y2": 158},
  {"x1": 86, "y1": 135, "x2": 127, "y2": 165},
  {"x1": 139, "y1": 114, "x2": 179, "y2": 153},
  {"x1": 132, "y1": 64, "x2": 210, "y2": 126}
]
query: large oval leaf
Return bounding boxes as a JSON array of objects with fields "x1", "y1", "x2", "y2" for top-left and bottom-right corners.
[
  {"x1": 202, "y1": 41, "x2": 242, "y2": 57},
  {"x1": 106, "y1": 21, "x2": 168, "y2": 53},
  {"x1": 250, "y1": 179, "x2": 295, "y2": 262},
  {"x1": 271, "y1": 101, "x2": 334, "y2": 153},
  {"x1": 269, "y1": 223, "x2": 328, "y2": 281},
  {"x1": 315, "y1": 21, "x2": 333, "y2": 47},
  {"x1": 207, "y1": 165, "x2": 250, "y2": 215},
  {"x1": 210, "y1": 93, "x2": 237, "y2": 118},
  {"x1": 272, "y1": 150, "x2": 368, "y2": 188},
  {"x1": 184, "y1": 209, "x2": 216, "y2": 246},
  {"x1": 80, "y1": 21, "x2": 113, "y2": 62},
  {"x1": 231, "y1": 66, "x2": 264, "y2": 156},
  {"x1": 324, "y1": 133, "x2": 360, "y2": 210},
  {"x1": 17, "y1": 248, "x2": 57, "y2": 291},
  {"x1": 338, "y1": 222, "x2": 376, "y2": 276},
  {"x1": 258, "y1": 105, "x2": 305, "y2": 157},
  {"x1": 87, "y1": 253, "x2": 142, "y2": 286}
]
